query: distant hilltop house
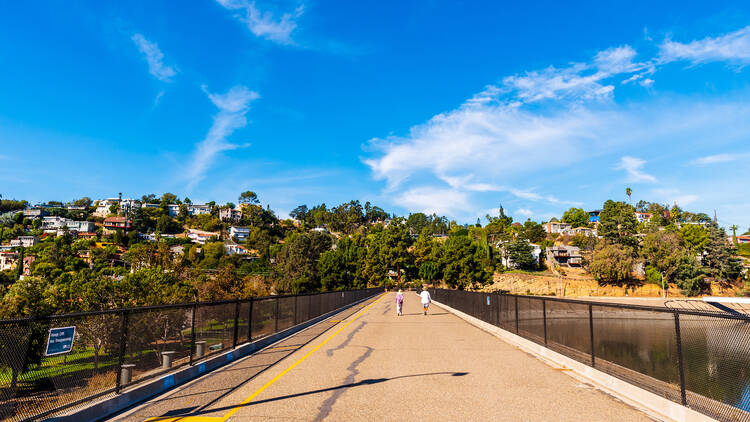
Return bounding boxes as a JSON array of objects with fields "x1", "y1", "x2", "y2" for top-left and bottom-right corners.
[
  {"x1": 167, "y1": 204, "x2": 212, "y2": 217},
  {"x1": 311, "y1": 227, "x2": 329, "y2": 234},
  {"x1": 571, "y1": 226, "x2": 597, "y2": 237},
  {"x1": 229, "y1": 226, "x2": 250, "y2": 242},
  {"x1": 187, "y1": 229, "x2": 220, "y2": 244},
  {"x1": 635, "y1": 212, "x2": 653, "y2": 224},
  {"x1": 10, "y1": 236, "x2": 39, "y2": 248},
  {"x1": 103, "y1": 217, "x2": 133, "y2": 234},
  {"x1": 219, "y1": 208, "x2": 242, "y2": 223},
  {"x1": 42, "y1": 216, "x2": 95, "y2": 234},
  {"x1": 736, "y1": 235, "x2": 750, "y2": 244},
  {"x1": 546, "y1": 245, "x2": 582, "y2": 267},
  {"x1": 588, "y1": 210, "x2": 601, "y2": 224},
  {"x1": 224, "y1": 243, "x2": 253, "y2": 256},
  {"x1": 544, "y1": 221, "x2": 572, "y2": 234},
  {"x1": 23, "y1": 208, "x2": 48, "y2": 219},
  {"x1": 0, "y1": 251, "x2": 19, "y2": 271}
]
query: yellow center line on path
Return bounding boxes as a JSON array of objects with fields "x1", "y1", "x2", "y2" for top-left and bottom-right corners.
[{"x1": 145, "y1": 292, "x2": 387, "y2": 422}]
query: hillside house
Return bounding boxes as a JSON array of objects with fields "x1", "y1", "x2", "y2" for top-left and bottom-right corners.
[
  {"x1": 571, "y1": 227, "x2": 597, "y2": 237},
  {"x1": 219, "y1": 208, "x2": 242, "y2": 223},
  {"x1": 499, "y1": 242, "x2": 542, "y2": 269},
  {"x1": 103, "y1": 217, "x2": 133, "y2": 234},
  {"x1": 737, "y1": 235, "x2": 750, "y2": 244},
  {"x1": 10, "y1": 236, "x2": 39, "y2": 248},
  {"x1": 229, "y1": 226, "x2": 250, "y2": 242},
  {"x1": 544, "y1": 221, "x2": 572, "y2": 234},
  {"x1": 23, "y1": 208, "x2": 48, "y2": 219},
  {"x1": 188, "y1": 229, "x2": 219, "y2": 244},
  {"x1": 546, "y1": 245, "x2": 582, "y2": 266},
  {"x1": 588, "y1": 210, "x2": 601, "y2": 224},
  {"x1": 0, "y1": 251, "x2": 19, "y2": 271},
  {"x1": 635, "y1": 212, "x2": 653, "y2": 224}
]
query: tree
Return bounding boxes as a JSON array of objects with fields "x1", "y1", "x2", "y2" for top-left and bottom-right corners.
[
  {"x1": 72, "y1": 197, "x2": 93, "y2": 207},
  {"x1": 730, "y1": 224, "x2": 739, "y2": 246},
  {"x1": 238, "y1": 191, "x2": 259, "y2": 205},
  {"x1": 419, "y1": 262, "x2": 439, "y2": 283},
  {"x1": 680, "y1": 224, "x2": 709, "y2": 253},
  {"x1": 640, "y1": 230, "x2": 685, "y2": 282},
  {"x1": 598, "y1": 200, "x2": 638, "y2": 249},
  {"x1": 673, "y1": 255, "x2": 706, "y2": 296},
  {"x1": 702, "y1": 222, "x2": 743, "y2": 283},
  {"x1": 625, "y1": 187, "x2": 632, "y2": 204},
  {"x1": 506, "y1": 239, "x2": 536, "y2": 270},
  {"x1": 275, "y1": 231, "x2": 332, "y2": 293},
  {"x1": 441, "y1": 236, "x2": 490, "y2": 289},
  {"x1": 521, "y1": 220, "x2": 546, "y2": 243},
  {"x1": 290, "y1": 205, "x2": 309, "y2": 222},
  {"x1": 317, "y1": 250, "x2": 348, "y2": 291},
  {"x1": 589, "y1": 242, "x2": 636, "y2": 284},
  {"x1": 561, "y1": 207, "x2": 589, "y2": 228},
  {"x1": 380, "y1": 220, "x2": 414, "y2": 284}
]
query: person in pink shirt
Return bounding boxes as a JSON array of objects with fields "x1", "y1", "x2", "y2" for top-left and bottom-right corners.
[{"x1": 395, "y1": 289, "x2": 404, "y2": 316}]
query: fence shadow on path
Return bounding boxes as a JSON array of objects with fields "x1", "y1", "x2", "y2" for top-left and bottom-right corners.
[{"x1": 147, "y1": 371, "x2": 469, "y2": 420}]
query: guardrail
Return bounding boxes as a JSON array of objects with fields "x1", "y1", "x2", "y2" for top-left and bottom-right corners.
[
  {"x1": 0, "y1": 288, "x2": 381, "y2": 421},
  {"x1": 430, "y1": 288, "x2": 750, "y2": 422}
]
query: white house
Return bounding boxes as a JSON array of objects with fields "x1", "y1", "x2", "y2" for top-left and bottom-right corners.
[
  {"x1": 544, "y1": 221, "x2": 572, "y2": 234},
  {"x1": 219, "y1": 208, "x2": 242, "y2": 223},
  {"x1": 224, "y1": 243, "x2": 249, "y2": 255},
  {"x1": 229, "y1": 226, "x2": 250, "y2": 242},
  {"x1": 635, "y1": 212, "x2": 652, "y2": 224},
  {"x1": 0, "y1": 251, "x2": 19, "y2": 271},
  {"x1": 168, "y1": 204, "x2": 213, "y2": 217},
  {"x1": 498, "y1": 242, "x2": 542, "y2": 269},
  {"x1": 188, "y1": 229, "x2": 219, "y2": 244},
  {"x1": 571, "y1": 227, "x2": 597, "y2": 237},
  {"x1": 10, "y1": 236, "x2": 39, "y2": 248}
]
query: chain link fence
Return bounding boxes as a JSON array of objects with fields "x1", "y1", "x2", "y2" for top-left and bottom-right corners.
[
  {"x1": 0, "y1": 288, "x2": 380, "y2": 421},
  {"x1": 431, "y1": 289, "x2": 750, "y2": 422}
]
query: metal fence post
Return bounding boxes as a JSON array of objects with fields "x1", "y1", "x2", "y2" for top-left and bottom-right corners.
[
  {"x1": 189, "y1": 303, "x2": 197, "y2": 365},
  {"x1": 514, "y1": 296, "x2": 519, "y2": 333},
  {"x1": 115, "y1": 310, "x2": 129, "y2": 393},
  {"x1": 274, "y1": 297, "x2": 280, "y2": 332},
  {"x1": 293, "y1": 295, "x2": 298, "y2": 325},
  {"x1": 674, "y1": 312, "x2": 687, "y2": 405},
  {"x1": 232, "y1": 300, "x2": 240, "y2": 348},
  {"x1": 248, "y1": 299, "x2": 253, "y2": 342},
  {"x1": 542, "y1": 299, "x2": 548, "y2": 345},
  {"x1": 495, "y1": 292, "x2": 501, "y2": 327},
  {"x1": 589, "y1": 304, "x2": 595, "y2": 367}
]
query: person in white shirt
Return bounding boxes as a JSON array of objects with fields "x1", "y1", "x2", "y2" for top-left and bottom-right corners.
[{"x1": 419, "y1": 287, "x2": 431, "y2": 315}]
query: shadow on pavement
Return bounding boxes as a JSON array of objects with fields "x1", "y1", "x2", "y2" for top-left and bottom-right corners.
[{"x1": 150, "y1": 371, "x2": 469, "y2": 420}]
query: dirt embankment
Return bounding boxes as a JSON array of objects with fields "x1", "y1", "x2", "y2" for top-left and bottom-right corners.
[{"x1": 479, "y1": 270, "x2": 743, "y2": 298}]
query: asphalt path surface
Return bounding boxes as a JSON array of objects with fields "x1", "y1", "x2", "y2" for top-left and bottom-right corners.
[{"x1": 110, "y1": 292, "x2": 652, "y2": 421}]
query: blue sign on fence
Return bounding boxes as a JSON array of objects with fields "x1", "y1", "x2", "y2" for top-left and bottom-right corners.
[{"x1": 45, "y1": 326, "x2": 76, "y2": 356}]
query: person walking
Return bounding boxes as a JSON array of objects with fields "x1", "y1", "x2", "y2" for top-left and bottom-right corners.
[
  {"x1": 395, "y1": 289, "x2": 404, "y2": 316},
  {"x1": 420, "y1": 287, "x2": 431, "y2": 315}
]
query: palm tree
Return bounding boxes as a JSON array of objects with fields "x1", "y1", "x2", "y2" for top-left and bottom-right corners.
[
  {"x1": 625, "y1": 187, "x2": 632, "y2": 204},
  {"x1": 730, "y1": 224, "x2": 739, "y2": 245}
]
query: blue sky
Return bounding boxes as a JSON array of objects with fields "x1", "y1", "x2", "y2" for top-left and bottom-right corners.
[{"x1": 1, "y1": 1, "x2": 749, "y2": 230}]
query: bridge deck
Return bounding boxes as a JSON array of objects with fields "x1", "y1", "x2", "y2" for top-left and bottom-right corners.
[{"x1": 111, "y1": 292, "x2": 650, "y2": 421}]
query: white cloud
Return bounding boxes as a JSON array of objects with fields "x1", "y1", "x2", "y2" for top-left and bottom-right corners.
[
  {"x1": 660, "y1": 26, "x2": 750, "y2": 65},
  {"x1": 395, "y1": 187, "x2": 473, "y2": 216},
  {"x1": 131, "y1": 34, "x2": 176, "y2": 82},
  {"x1": 515, "y1": 208, "x2": 534, "y2": 217},
  {"x1": 365, "y1": 25, "x2": 750, "y2": 220},
  {"x1": 216, "y1": 0, "x2": 304, "y2": 45},
  {"x1": 616, "y1": 156, "x2": 657, "y2": 183},
  {"x1": 651, "y1": 189, "x2": 699, "y2": 207},
  {"x1": 691, "y1": 152, "x2": 748, "y2": 165},
  {"x1": 186, "y1": 85, "x2": 260, "y2": 189}
]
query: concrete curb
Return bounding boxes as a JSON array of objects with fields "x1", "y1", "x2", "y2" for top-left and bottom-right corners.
[
  {"x1": 432, "y1": 299, "x2": 717, "y2": 422},
  {"x1": 49, "y1": 294, "x2": 379, "y2": 422}
]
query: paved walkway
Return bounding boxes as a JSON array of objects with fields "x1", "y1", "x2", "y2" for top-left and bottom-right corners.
[{"x1": 111, "y1": 292, "x2": 652, "y2": 421}]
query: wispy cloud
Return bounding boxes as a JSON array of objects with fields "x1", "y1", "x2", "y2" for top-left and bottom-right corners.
[
  {"x1": 660, "y1": 26, "x2": 750, "y2": 65},
  {"x1": 652, "y1": 189, "x2": 699, "y2": 207},
  {"x1": 186, "y1": 85, "x2": 260, "y2": 189},
  {"x1": 366, "y1": 26, "x2": 750, "y2": 219},
  {"x1": 216, "y1": 0, "x2": 304, "y2": 45},
  {"x1": 616, "y1": 156, "x2": 656, "y2": 183},
  {"x1": 690, "y1": 152, "x2": 749, "y2": 165},
  {"x1": 515, "y1": 208, "x2": 534, "y2": 218},
  {"x1": 131, "y1": 34, "x2": 177, "y2": 82},
  {"x1": 395, "y1": 187, "x2": 473, "y2": 216}
]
